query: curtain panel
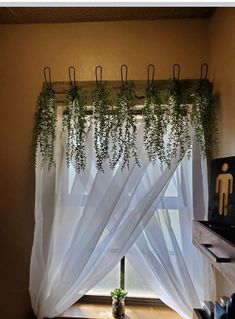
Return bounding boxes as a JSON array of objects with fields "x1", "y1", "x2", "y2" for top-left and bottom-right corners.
[{"x1": 30, "y1": 110, "x2": 214, "y2": 319}]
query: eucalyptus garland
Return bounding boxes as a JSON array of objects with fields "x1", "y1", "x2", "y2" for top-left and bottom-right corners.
[
  {"x1": 191, "y1": 79, "x2": 217, "y2": 156},
  {"x1": 143, "y1": 82, "x2": 169, "y2": 166},
  {"x1": 93, "y1": 83, "x2": 112, "y2": 172},
  {"x1": 167, "y1": 79, "x2": 191, "y2": 160},
  {"x1": 32, "y1": 87, "x2": 56, "y2": 169},
  {"x1": 62, "y1": 85, "x2": 87, "y2": 173},
  {"x1": 110, "y1": 81, "x2": 140, "y2": 170}
]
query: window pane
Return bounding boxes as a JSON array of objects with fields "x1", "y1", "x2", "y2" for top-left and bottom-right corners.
[
  {"x1": 156, "y1": 209, "x2": 182, "y2": 251},
  {"x1": 87, "y1": 263, "x2": 120, "y2": 296},
  {"x1": 125, "y1": 259, "x2": 158, "y2": 298},
  {"x1": 164, "y1": 177, "x2": 177, "y2": 197}
]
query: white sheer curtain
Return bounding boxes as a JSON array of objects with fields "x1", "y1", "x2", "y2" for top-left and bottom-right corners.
[
  {"x1": 30, "y1": 110, "x2": 182, "y2": 319},
  {"x1": 126, "y1": 138, "x2": 215, "y2": 319},
  {"x1": 30, "y1": 104, "x2": 214, "y2": 319}
]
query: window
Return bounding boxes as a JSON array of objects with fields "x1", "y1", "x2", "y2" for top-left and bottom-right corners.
[
  {"x1": 87, "y1": 256, "x2": 157, "y2": 299},
  {"x1": 88, "y1": 263, "x2": 120, "y2": 296},
  {"x1": 86, "y1": 175, "x2": 179, "y2": 302}
]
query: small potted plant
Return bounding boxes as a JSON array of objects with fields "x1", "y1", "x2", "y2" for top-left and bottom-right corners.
[{"x1": 111, "y1": 288, "x2": 128, "y2": 318}]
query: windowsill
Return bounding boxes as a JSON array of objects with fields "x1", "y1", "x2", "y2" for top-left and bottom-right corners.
[
  {"x1": 58, "y1": 302, "x2": 183, "y2": 319},
  {"x1": 80, "y1": 295, "x2": 163, "y2": 306}
]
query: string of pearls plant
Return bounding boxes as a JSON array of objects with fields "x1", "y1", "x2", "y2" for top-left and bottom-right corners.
[{"x1": 32, "y1": 65, "x2": 217, "y2": 173}]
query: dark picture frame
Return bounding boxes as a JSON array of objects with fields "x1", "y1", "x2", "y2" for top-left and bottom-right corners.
[{"x1": 208, "y1": 156, "x2": 235, "y2": 227}]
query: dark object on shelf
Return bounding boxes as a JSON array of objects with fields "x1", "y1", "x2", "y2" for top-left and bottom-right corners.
[
  {"x1": 202, "y1": 301, "x2": 214, "y2": 319},
  {"x1": 207, "y1": 222, "x2": 235, "y2": 245},
  {"x1": 193, "y1": 308, "x2": 210, "y2": 319},
  {"x1": 214, "y1": 302, "x2": 226, "y2": 319},
  {"x1": 226, "y1": 293, "x2": 235, "y2": 319},
  {"x1": 208, "y1": 156, "x2": 235, "y2": 227}
]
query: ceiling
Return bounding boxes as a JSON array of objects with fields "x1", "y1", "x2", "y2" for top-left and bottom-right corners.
[{"x1": 0, "y1": 7, "x2": 216, "y2": 24}]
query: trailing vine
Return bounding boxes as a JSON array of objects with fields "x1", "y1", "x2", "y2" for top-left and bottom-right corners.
[
  {"x1": 143, "y1": 82, "x2": 169, "y2": 166},
  {"x1": 93, "y1": 83, "x2": 112, "y2": 172},
  {"x1": 32, "y1": 87, "x2": 56, "y2": 169},
  {"x1": 109, "y1": 96, "x2": 124, "y2": 169},
  {"x1": 62, "y1": 85, "x2": 88, "y2": 173},
  {"x1": 110, "y1": 81, "x2": 140, "y2": 170},
  {"x1": 167, "y1": 79, "x2": 191, "y2": 160},
  {"x1": 191, "y1": 79, "x2": 217, "y2": 157}
]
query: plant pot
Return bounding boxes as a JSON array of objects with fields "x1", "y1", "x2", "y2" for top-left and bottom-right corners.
[{"x1": 112, "y1": 297, "x2": 125, "y2": 318}]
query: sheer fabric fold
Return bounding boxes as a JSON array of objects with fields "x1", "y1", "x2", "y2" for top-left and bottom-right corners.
[{"x1": 127, "y1": 142, "x2": 214, "y2": 318}]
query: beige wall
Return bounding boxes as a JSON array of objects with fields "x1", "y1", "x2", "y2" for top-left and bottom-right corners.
[
  {"x1": 209, "y1": 8, "x2": 235, "y2": 298},
  {"x1": 209, "y1": 8, "x2": 235, "y2": 158},
  {"x1": 0, "y1": 19, "x2": 209, "y2": 318},
  {"x1": 2, "y1": 9, "x2": 235, "y2": 318}
]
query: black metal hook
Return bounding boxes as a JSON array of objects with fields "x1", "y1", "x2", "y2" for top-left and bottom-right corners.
[
  {"x1": 200, "y1": 63, "x2": 208, "y2": 80},
  {"x1": 173, "y1": 64, "x2": 180, "y2": 80},
  {"x1": 121, "y1": 64, "x2": 128, "y2": 85},
  {"x1": 43, "y1": 66, "x2": 53, "y2": 90},
  {"x1": 148, "y1": 64, "x2": 155, "y2": 88},
  {"x1": 68, "y1": 66, "x2": 77, "y2": 88},
  {"x1": 95, "y1": 65, "x2": 103, "y2": 85}
]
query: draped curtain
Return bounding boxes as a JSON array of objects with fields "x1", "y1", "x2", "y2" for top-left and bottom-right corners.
[{"x1": 29, "y1": 108, "x2": 214, "y2": 319}]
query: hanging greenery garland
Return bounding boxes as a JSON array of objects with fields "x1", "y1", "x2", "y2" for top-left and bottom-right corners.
[
  {"x1": 93, "y1": 82, "x2": 112, "y2": 172},
  {"x1": 191, "y1": 78, "x2": 217, "y2": 157},
  {"x1": 33, "y1": 64, "x2": 217, "y2": 172},
  {"x1": 167, "y1": 77, "x2": 191, "y2": 160},
  {"x1": 32, "y1": 87, "x2": 56, "y2": 169},
  {"x1": 110, "y1": 81, "x2": 140, "y2": 170},
  {"x1": 62, "y1": 85, "x2": 88, "y2": 173},
  {"x1": 143, "y1": 82, "x2": 169, "y2": 167},
  {"x1": 109, "y1": 95, "x2": 124, "y2": 169}
]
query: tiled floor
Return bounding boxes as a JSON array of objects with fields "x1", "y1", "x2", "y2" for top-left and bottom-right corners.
[{"x1": 59, "y1": 303, "x2": 183, "y2": 319}]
